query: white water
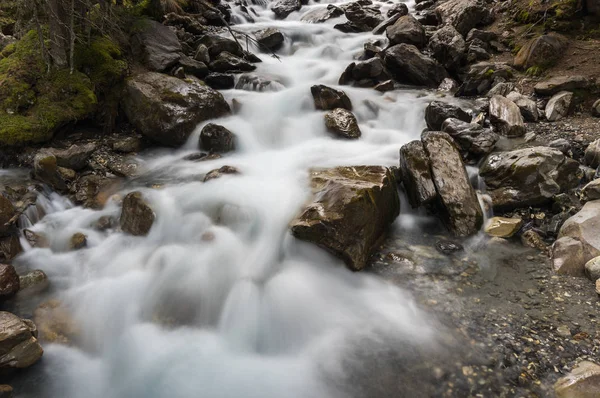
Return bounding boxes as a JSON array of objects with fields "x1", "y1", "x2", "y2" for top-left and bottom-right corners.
[{"x1": 12, "y1": 1, "x2": 451, "y2": 396}]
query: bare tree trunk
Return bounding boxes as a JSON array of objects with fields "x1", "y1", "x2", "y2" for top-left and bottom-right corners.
[
  {"x1": 69, "y1": 0, "x2": 75, "y2": 74},
  {"x1": 33, "y1": 0, "x2": 51, "y2": 73},
  {"x1": 47, "y1": 0, "x2": 70, "y2": 68}
]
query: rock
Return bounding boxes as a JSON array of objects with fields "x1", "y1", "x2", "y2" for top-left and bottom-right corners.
[
  {"x1": 428, "y1": 25, "x2": 466, "y2": 72},
  {"x1": 345, "y1": 2, "x2": 384, "y2": 30},
  {"x1": 554, "y1": 361, "x2": 600, "y2": 398},
  {"x1": 548, "y1": 138, "x2": 571, "y2": 155},
  {"x1": 552, "y1": 200, "x2": 600, "y2": 276},
  {"x1": 435, "y1": 239, "x2": 464, "y2": 255},
  {"x1": 513, "y1": 33, "x2": 567, "y2": 70},
  {"x1": 69, "y1": 233, "x2": 87, "y2": 250},
  {"x1": 324, "y1": 109, "x2": 362, "y2": 139},
  {"x1": 199, "y1": 124, "x2": 236, "y2": 153},
  {"x1": 425, "y1": 101, "x2": 471, "y2": 131},
  {"x1": 593, "y1": 99, "x2": 600, "y2": 117},
  {"x1": 584, "y1": 139, "x2": 600, "y2": 169},
  {"x1": 0, "y1": 236, "x2": 21, "y2": 263},
  {"x1": 194, "y1": 44, "x2": 210, "y2": 64},
  {"x1": 521, "y1": 229, "x2": 548, "y2": 251},
  {"x1": 204, "y1": 73, "x2": 235, "y2": 89},
  {"x1": 585, "y1": 256, "x2": 600, "y2": 281},
  {"x1": 466, "y1": 28, "x2": 497, "y2": 43},
  {"x1": 438, "y1": 78, "x2": 459, "y2": 93},
  {"x1": 334, "y1": 22, "x2": 365, "y2": 33},
  {"x1": 255, "y1": 28, "x2": 284, "y2": 51},
  {"x1": 352, "y1": 58, "x2": 385, "y2": 81},
  {"x1": 383, "y1": 44, "x2": 448, "y2": 87},
  {"x1": 301, "y1": 5, "x2": 344, "y2": 23},
  {"x1": 19, "y1": 270, "x2": 48, "y2": 292},
  {"x1": 23, "y1": 230, "x2": 48, "y2": 249},
  {"x1": 534, "y1": 75, "x2": 591, "y2": 96},
  {"x1": 209, "y1": 51, "x2": 256, "y2": 73},
  {"x1": 374, "y1": 80, "x2": 394, "y2": 92},
  {"x1": 120, "y1": 192, "x2": 155, "y2": 236},
  {"x1": 48, "y1": 143, "x2": 96, "y2": 170},
  {"x1": 422, "y1": 132, "x2": 483, "y2": 236},
  {"x1": 0, "y1": 385, "x2": 12, "y2": 398},
  {"x1": 236, "y1": 74, "x2": 285, "y2": 92},
  {"x1": 203, "y1": 166, "x2": 240, "y2": 182},
  {"x1": 441, "y1": 118, "x2": 498, "y2": 156},
  {"x1": 73, "y1": 175, "x2": 118, "y2": 209},
  {"x1": 486, "y1": 82, "x2": 515, "y2": 98},
  {"x1": 0, "y1": 195, "x2": 15, "y2": 238},
  {"x1": 122, "y1": 72, "x2": 230, "y2": 147},
  {"x1": 177, "y1": 55, "x2": 209, "y2": 78},
  {"x1": 290, "y1": 166, "x2": 400, "y2": 271},
  {"x1": 33, "y1": 152, "x2": 68, "y2": 192},
  {"x1": 488, "y1": 95, "x2": 526, "y2": 137},
  {"x1": 545, "y1": 91, "x2": 573, "y2": 122},
  {"x1": 386, "y1": 15, "x2": 426, "y2": 48},
  {"x1": 484, "y1": 217, "x2": 522, "y2": 238},
  {"x1": 435, "y1": 0, "x2": 492, "y2": 36},
  {"x1": 131, "y1": 20, "x2": 181, "y2": 72},
  {"x1": 0, "y1": 264, "x2": 19, "y2": 301},
  {"x1": 112, "y1": 137, "x2": 143, "y2": 153},
  {"x1": 466, "y1": 43, "x2": 490, "y2": 63},
  {"x1": 387, "y1": 3, "x2": 409, "y2": 17},
  {"x1": 583, "y1": 179, "x2": 600, "y2": 201},
  {"x1": 311, "y1": 85, "x2": 352, "y2": 111},
  {"x1": 34, "y1": 300, "x2": 78, "y2": 344},
  {"x1": 197, "y1": 34, "x2": 243, "y2": 58},
  {"x1": 0, "y1": 312, "x2": 43, "y2": 370},
  {"x1": 456, "y1": 62, "x2": 516, "y2": 97},
  {"x1": 399, "y1": 140, "x2": 437, "y2": 208},
  {"x1": 480, "y1": 147, "x2": 580, "y2": 210},
  {"x1": 271, "y1": 0, "x2": 301, "y2": 18},
  {"x1": 506, "y1": 92, "x2": 539, "y2": 122}
]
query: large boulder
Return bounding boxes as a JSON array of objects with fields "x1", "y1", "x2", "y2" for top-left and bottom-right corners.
[
  {"x1": 254, "y1": 28, "x2": 285, "y2": 51},
  {"x1": 271, "y1": 0, "x2": 301, "y2": 19},
  {"x1": 425, "y1": 101, "x2": 470, "y2": 131},
  {"x1": 506, "y1": 92, "x2": 539, "y2": 122},
  {"x1": 0, "y1": 312, "x2": 43, "y2": 370},
  {"x1": 456, "y1": 62, "x2": 516, "y2": 97},
  {"x1": 545, "y1": 91, "x2": 573, "y2": 122},
  {"x1": 131, "y1": 20, "x2": 181, "y2": 72},
  {"x1": 120, "y1": 192, "x2": 155, "y2": 236},
  {"x1": 122, "y1": 72, "x2": 230, "y2": 147},
  {"x1": 513, "y1": 33, "x2": 567, "y2": 70},
  {"x1": 385, "y1": 15, "x2": 426, "y2": 48},
  {"x1": 428, "y1": 25, "x2": 466, "y2": 72},
  {"x1": 584, "y1": 139, "x2": 600, "y2": 168},
  {"x1": 489, "y1": 95, "x2": 526, "y2": 137},
  {"x1": 441, "y1": 118, "x2": 498, "y2": 157},
  {"x1": 552, "y1": 201, "x2": 600, "y2": 277},
  {"x1": 291, "y1": 166, "x2": 400, "y2": 271},
  {"x1": 422, "y1": 132, "x2": 483, "y2": 236},
  {"x1": 435, "y1": 0, "x2": 491, "y2": 36},
  {"x1": 33, "y1": 152, "x2": 68, "y2": 192},
  {"x1": 199, "y1": 124, "x2": 236, "y2": 153},
  {"x1": 311, "y1": 85, "x2": 352, "y2": 111},
  {"x1": 399, "y1": 140, "x2": 437, "y2": 208},
  {"x1": 534, "y1": 75, "x2": 592, "y2": 96},
  {"x1": 0, "y1": 264, "x2": 19, "y2": 301},
  {"x1": 344, "y1": 2, "x2": 384, "y2": 30},
  {"x1": 383, "y1": 44, "x2": 448, "y2": 87},
  {"x1": 555, "y1": 361, "x2": 600, "y2": 398},
  {"x1": 480, "y1": 147, "x2": 580, "y2": 210},
  {"x1": 324, "y1": 109, "x2": 362, "y2": 139}
]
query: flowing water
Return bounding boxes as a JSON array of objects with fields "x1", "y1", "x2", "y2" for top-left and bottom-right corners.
[{"x1": 7, "y1": 2, "x2": 474, "y2": 396}]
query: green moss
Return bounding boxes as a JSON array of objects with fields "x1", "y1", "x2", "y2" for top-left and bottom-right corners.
[
  {"x1": 75, "y1": 37, "x2": 127, "y2": 90},
  {"x1": 160, "y1": 90, "x2": 187, "y2": 106},
  {"x1": 551, "y1": 0, "x2": 578, "y2": 19},
  {"x1": 484, "y1": 68, "x2": 495, "y2": 78},
  {"x1": 525, "y1": 66, "x2": 544, "y2": 76},
  {"x1": 0, "y1": 42, "x2": 16, "y2": 58}
]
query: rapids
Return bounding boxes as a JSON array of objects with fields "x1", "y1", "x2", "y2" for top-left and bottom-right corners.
[{"x1": 8, "y1": 1, "x2": 466, "y2": 396}]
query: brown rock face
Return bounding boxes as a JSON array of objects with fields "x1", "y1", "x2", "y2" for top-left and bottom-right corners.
[
  {"x1": 0, "y1": 312, "x2": 43, "y2": 370},
  {"x1": 0, "y1": 264, "x2": 19, "y2": 301},
  {"x1": 311, "y1": 85, "x2": 352, "y2": 111},
  {"x1": 120, "y1": 192, "x2": 155, "y2": 236},
  {"x1": 291, "y1": 166, "x2": 400, "y2": 271},
  {"x1": 324, "y1": 108, "x2": 362, "y2": 139},
  {"x1": 399, "y1": 140, "x2": 437, "y2": 208}
]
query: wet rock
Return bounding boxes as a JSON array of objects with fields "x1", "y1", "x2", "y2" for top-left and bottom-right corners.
[
  {"x1": 0, "y1": 312, "x2": 43, "y2": 370},
  {"x1": 374, "y1": 80, "x2": 394, "y2": 92},
  {"x1": 521, "y1": 229, "x2": 548, "y2": 251},
  {"x1": 441, "y1": 118, "x2": 498, "y2": 157},
  {"x1": 545, "y1": 91, "x2": 573, "y2": 122},
  {"x1": 553, "y1": 200, "x2": 600, "y2": 276},
  {"x1": 112, "y1": 137, "x2": 143, "y2": 153},
  {"x1": 177, "y1": 55, "x2": 209, "y2": 78},
  {"x1": 585, "y1": 256, "x2": 600, "y2": 281},
  {"x1": 194, "y1": 44, "x2": 210, "y2": 64},
  {"x1": 236, "y1": 74, "x2": 285, "y2": 92},
  {"x1": 456, "y1": 62, "x2": 516, "y2": 97},
  {"x1": 73, "y1": 175, "x2": 119, "y2": 209},
  {"x1": 422, "y1": 132, "x2": 483, "y2": 236},
  {"x1": 210, "y1": 51, "x2": 256, "y2": 73},
  {"x1": 0, "y1": 264, "x2": 19, "y2": 301},
  {"x1": 120, "y1": 192, "x2": 155, "y2": 236},
  {"x1": 18, "y1": 270, "x2": 48, "y2": 292},
  {"x1": 506, "y1": 92, "x2": 539, "y2": 122},
  {"x1": 291, "y1": 166, "x2": 400, "y2": 271},
  {"x1": 122, "y1": 72, "x2": 230, "y2": 147},
  {"x1": 199, "y1": 124, "x2": 236, "y2": 153},
  {"x1": 69, "y1": 233, "x2": 87, "y2": 251},
  {"x1": 48, "y1": 143, "x2": 97, "y2": 170},
  {"x1": 131, "y1": 21, "x2": 181, "y2": 72},
  {"x1": 204, "y1": 73, "x2": 235, "y2": 89},
  {"x1": 0, "y1": 195, "x2": 15, "y2": 238},
  {"x1": 489, "y1": 95, "x2": 526, "y2": 137},
  {"x1": 428, "y1": 25, "x2": 466, "y2": 72},
  {"x1": 311, "y1": 85, "x2": 352, "y2": 111},
  {"x1": 438, "y1": 78, "x2": 459, "y2": 93},
  {"x1": 534, "y1": 75, "x2": 591, "y2": 96},
  {"x1": 554, "y1": 361, "x2": 600, "y2": 398},
  {"x1": 333, "y1": 22, "x2": 365, "y2": 33},
  {"x1": 23, "y1": 230, "x2": 48, "y2": 248},
  {"x1": 33, "y1": 152, "x2": 68, "y2": 192},
  {"x1": 582, "y1": 179, "x2": 600, "y2": 201},
  {"x1": 399, "y1": 140, "x2": 437, "y2": 208},
  {"x1": 435, "y1": 0, "x2": 492, "y2": 36},
  {"x1": 480, "y1": 147, "x2": 580, "y2": 210},
  {"x1": 203, "y1": 166, "x2": 240, "y2": 182},
  {"x1": 386, "y1": 15, "x2": 426, "y2": 48},
  {"x1": 352, "y1": 58, "x2": 385, "y2": 81},
  {"x1": 197, "y1": 34, "x2": 243, "y2": 58},
  {"x1": 387, "y1": 3, "x2": 409, "y2": 17},
  {"x1": 34, "y1": 300, "x2": 78, "y2": 344},
  {"x1": 513, "y1": 33, "x2": 567, "y2": 70},
  {"x1": 425, "y1": 101, "x2": 470, "y2": 131},
  {"x1": 301, "y1": 5, "x2": 344, "y2": 23},
  {"x1": 384, "y1": 44, "x2": 448, "y2": 87},
  {"x1": 593, "y1": 99, "x2": 600, "y2": 117},
  {"x1": 584, "y1": 139, "x2": 600, "y2": 169},
  {"x1": 271, "y1": 0, "x2": 301, "y2": 19},
  {"x1": 435, "y1": 240, "x2": 464, "y2": 255},
  {"x1": 324, "y1": 109, "x2": 362, "y2": 139},
  {"x1": 255, "y1": 28, "x2": 284, "y2": 51},
  {"x1": 485, "y1": 217, "x2": 522, "y2": 238},
  {"x1": 0, "y1": 236, "x2": 21, "y2": 263},
  {"x1": 345, "y1": 2, "x2": 384, "y2": 30}
]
